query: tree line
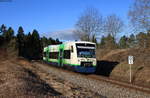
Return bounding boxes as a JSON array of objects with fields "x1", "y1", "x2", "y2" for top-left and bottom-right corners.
[
  {"x1": 98, "y1": 30, "x2": 150, "y2": 49},
  {"x1": 74, "y1": 0, "x2": 150, "y2": 49},
  {"x1": 0, "y1": 24, "x2": 62, "y2": 60}
]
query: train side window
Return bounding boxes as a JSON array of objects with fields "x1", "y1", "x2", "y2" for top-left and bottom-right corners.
[
  {"x1": 64, "y1": 50, "x2": 70, "y2": 59},
  {"x1": 55, "y1": 52, "x2": 59, "y2": 59},
  {"x1": 49, "y1": 52, "x2": 59, "y2": 59},
  {"x1": 71, "y1": 46, "x2": 73, "y2": 53},
  {"x1": 43, "y1": 52, "x2": 46, "y2": 57},
  {"x1": 49, "y1": 52, "x2": 52, "y2": 58}
]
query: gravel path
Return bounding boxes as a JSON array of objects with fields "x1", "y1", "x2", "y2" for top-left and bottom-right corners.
[{"x1": 34, "y1": 62, "x2": 150, "y2": 98}]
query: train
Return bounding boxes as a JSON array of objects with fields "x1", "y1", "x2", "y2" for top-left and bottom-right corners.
[{"x1": 43, "y1": 41, "x2": 97, "y2": 73}]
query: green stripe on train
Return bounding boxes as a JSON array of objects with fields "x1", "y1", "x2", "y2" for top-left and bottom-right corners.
[
  {"x1": 47, "y1": 58, "x2": 80, "y2": 66},
  {"x1": 46, "y1": 46, "x2": 49, "y2": 62},
  {"x1": 58, "y1": 44, "x2": 65, "y2": 66}
]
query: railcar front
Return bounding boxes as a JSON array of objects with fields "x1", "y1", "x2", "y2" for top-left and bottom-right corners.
[{"x1": 71, "y1": 42, "x2": 97, "y2": 73}]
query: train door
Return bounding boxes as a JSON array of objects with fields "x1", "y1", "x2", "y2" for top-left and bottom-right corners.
[
  {"x1": 59, "y1": 49, "x2": 63, "y2": 67},
  {"x1": 46, "y1": 49, "x2": 49, "y2": 62}
]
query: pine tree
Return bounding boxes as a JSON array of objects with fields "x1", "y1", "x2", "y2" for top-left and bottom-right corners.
[
  {"x1": 30, "y1": 29, "x2": 42, "y2": 60},
  {"x1": 25, "y1": 32, "x2": 32, "y2": 59},
  {"x1": 128, "y1": 34, "x2": 136, "y2": 48},
  {"x1": 55, "y1": 38, "x2": 62, "y2": 44},
  {"x1": 119, "y1": 35, "x2": 129, "y2": 48},
  {"x1": 136, "y1": 32, "x2": 147, "y2": 48},
  {"x1": 49, "y1": 37, "x2": 56, "y2": 45},
  {"x1": 41, "y1": 36, "x2": 48, "y2": 47},
  {"x1": 3, "y1": 27, "x2": 14, "y2": 42},
  {"x1": 99, "y1": 34, "x2": 118, "y2": 49},
  {"x1": 0, "y1": 24, "x2": 6, "y2": 46},
  {"x1": 99, "y1": 36, "x2": 106, "y2": 48},
  {"x1": 17, "y1": 26, "x2": 25, "y2": 56},
  {"x1": 0, "y1": 24, "x2": 7, "y2": 34},
  {"x1": 105, "y1": 34, "x2": 117, "y2": 49}
]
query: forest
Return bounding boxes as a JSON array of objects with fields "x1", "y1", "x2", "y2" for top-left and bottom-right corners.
[{"x1": 0, "y1": 25, "x2": 62, "y2": 60}]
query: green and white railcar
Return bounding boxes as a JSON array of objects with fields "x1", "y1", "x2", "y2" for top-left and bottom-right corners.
[{"x1": 43, "y1": 41, "x2": 96, "y2": 73}]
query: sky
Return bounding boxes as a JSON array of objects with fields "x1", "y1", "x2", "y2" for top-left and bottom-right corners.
[{"x1": 0, "y1": 0, "x2": 134, "y2": 40}]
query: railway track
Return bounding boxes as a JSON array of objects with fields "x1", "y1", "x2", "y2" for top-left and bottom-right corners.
[
  {"x1": 34, "y1": 61, "x2": 150, "y2": 97},
  {"x1": 37, "y1": 60, "x2": 150, "y2": 93},
  {"x1": 87, "y1": 75, "x2": 150, "y2": 94}
]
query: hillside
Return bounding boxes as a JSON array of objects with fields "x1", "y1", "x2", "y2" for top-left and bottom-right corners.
[
  {"x1": 96, "y1": 48, "x2": 150, "y2": 87},
  {"x1": 0, "y1": 48, "x2": 62, "y2": 97}
]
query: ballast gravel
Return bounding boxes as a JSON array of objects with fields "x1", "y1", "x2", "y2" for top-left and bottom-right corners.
[{"x1": 34, "y1": 62, "x2": 150, "y2": 98}]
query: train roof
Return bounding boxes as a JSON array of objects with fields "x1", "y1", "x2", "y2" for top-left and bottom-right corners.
[
  {"x1": 44, "y1": 41, "x2": 96, "y2": 49},
  {"x1": 63, "y1": 41, "x2": 96, "y2": 44}
]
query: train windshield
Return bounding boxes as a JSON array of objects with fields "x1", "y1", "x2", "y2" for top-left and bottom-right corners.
[
  {"x1": 76, "y1": 43, "x2": 96, "y2": 58},
  {"x1": 77, "y1": 48, "x2": 96, "y2": 58}
]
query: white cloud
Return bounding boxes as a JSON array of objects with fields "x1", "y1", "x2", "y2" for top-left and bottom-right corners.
[{"x1": 42, "y1": 29, "x2": 79, "y2": 41}]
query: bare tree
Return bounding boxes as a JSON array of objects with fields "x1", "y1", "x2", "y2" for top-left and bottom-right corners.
[
  {"x1": 128, "y1": 0, "x2": 150, "y2": 32},
  {"x1": 103, "y1": 14, "x2": 124, "y2": 39},
  {"x1": 74, "y1": 7, "x2": 103, "y2": 41}
]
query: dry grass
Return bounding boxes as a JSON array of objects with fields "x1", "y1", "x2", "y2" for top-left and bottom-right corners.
[
  {"x1": 0, "y1": 61, "x2": 62, "y2": 97},
  {"x1": 96, "y1": 48, "x2": 150, "y2": 87},
  {"x1": 0, "y1": 48, "x2": 62, "y2": 97}
]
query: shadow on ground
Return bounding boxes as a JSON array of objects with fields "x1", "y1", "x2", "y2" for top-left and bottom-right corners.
[
  {"x1": 95, "y1": 60, "x2": 119, "y2": 76},
  {"x1": 22, "y1": 68, "x2": 62, "y2": 96}
]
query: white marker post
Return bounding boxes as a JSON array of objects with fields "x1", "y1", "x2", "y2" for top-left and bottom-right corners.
[{"x1": 128, "y1": 56, "x2": 134, "y2": 83}]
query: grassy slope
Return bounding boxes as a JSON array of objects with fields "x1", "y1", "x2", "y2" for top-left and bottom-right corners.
[{"x1": 96, "y1": 48, "x2": 150, "y2": 86}]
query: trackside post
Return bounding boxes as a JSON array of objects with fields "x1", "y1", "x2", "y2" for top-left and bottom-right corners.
[{"x1": 128, "y1": 56, "x2": 134, "y2": 83}]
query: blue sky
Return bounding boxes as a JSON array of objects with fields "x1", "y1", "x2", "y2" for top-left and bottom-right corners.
[{"x1": 0, "y1": 0, "x2": 133, "y2": 40}]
